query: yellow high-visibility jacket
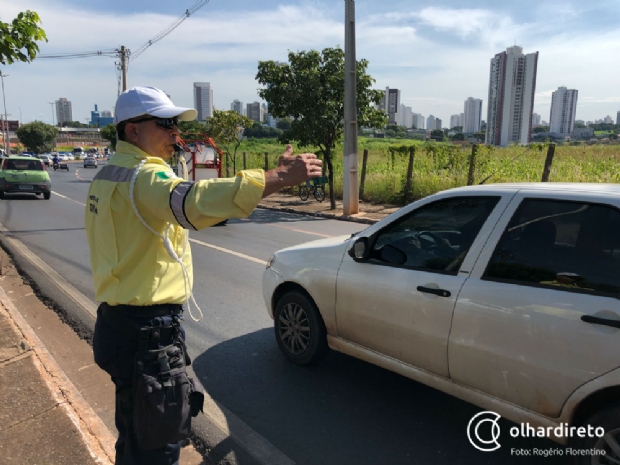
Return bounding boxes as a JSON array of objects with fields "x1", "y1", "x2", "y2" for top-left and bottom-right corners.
[{"x1": 85, "y1": 141, "x2": 265, "y2": 306}]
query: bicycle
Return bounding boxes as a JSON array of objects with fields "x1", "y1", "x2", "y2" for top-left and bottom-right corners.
[{"x1": 299, "y1": 176, "x2": 328, "y2": 202}]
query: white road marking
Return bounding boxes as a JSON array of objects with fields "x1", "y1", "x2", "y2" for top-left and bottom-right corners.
[
  {"x1": 52, "y1": 191, "x2": 86, "y2": 207},
  {"x1": 189, "y1": 238, "x2": 267, "y2": 265},
  {"x1": 272, "y1": 223, "x2": 333, "y2": 237}
]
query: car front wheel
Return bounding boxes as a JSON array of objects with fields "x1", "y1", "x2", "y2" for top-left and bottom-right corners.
[
  {"x1": 274, "y1": 290, "x2": 328, "y2": 365},
  {"x1": 571, "y1": 403, "x2": 620, "y2": 464}
]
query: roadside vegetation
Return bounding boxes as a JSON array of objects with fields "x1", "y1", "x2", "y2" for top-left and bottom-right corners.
[{"x1": 223, "y1": 137, "x2": 620, "y2": 205}]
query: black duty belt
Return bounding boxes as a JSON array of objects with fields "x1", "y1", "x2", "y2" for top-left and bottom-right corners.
[
  {"x1": 100, "y1": 303, "x2": 182, "y2": 342},
  {"x1": 103, "y1": 302, "x2": 184, "y2": 317}
]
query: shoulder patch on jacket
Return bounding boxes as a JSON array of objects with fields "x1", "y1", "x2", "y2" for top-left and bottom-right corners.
[{"x1": 156, "y1": 171, "x2": 175, "y2": 180}]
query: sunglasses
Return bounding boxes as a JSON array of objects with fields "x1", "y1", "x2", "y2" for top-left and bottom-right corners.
[{"x1": 129, "y1": 116, "x2": 179, "y2": 130}]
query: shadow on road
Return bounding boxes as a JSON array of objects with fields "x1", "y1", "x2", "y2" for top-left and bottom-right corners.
[{"x1": 192, "y1": 329, "x2": 565, "y2": 465}]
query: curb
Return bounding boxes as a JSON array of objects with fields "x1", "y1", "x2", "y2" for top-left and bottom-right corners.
[
  {"x1": 256, "y1": 204, "x2": 380, "y2": 225},
  {"x1": 0, "y1": 286, "x2": 116, "y2": 464}
]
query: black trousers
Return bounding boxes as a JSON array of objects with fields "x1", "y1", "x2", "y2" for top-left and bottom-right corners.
[{"x1": 93, "y1": 304, "x2": 186, "y2": 465}]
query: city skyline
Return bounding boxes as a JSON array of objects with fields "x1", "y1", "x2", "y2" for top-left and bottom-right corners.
[{"x1": 1, "y1": 0, "x2": 619, "y2": 127}]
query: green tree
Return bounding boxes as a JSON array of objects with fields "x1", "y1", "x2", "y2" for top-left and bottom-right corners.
[
  {"x1": 16, "y1": 121, "x2": 57, "y2": 154},
  {"x1": 178, "y1": 120, "x2": 207, "y2": 136},
  {"x1": 62, "y1": 121, "x2": 87, "y2": 128},
  {"x1": 101, "y1": 124, "x2": 117, "y2": 150},
  {"x1": 430, "y1": 129, "x2": 445, "y2": 141},
  {"x1": 276, "y1": 117, "x2": 292, "y2": 131},
  {"x1": 451, "y1": 132, "x2": 466, "y2": 141},
  {"x1": 0, "y1": 11, "x2": 47, "y2": 65},
  {"x1": 204, "y1": 110, "x2": 253, "y2": 174},
  {"x1": 257, "y1": 47, "x2": 386, "y2": 209},
  {"x1": 533, "y1": 126, "x2": 550, "y2": 133}
]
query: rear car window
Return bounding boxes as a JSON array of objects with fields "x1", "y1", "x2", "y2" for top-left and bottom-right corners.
[{"x1": 3, "y1": 159, "x2": 44, "y2": 171}]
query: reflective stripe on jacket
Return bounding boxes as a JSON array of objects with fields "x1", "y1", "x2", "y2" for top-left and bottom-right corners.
[{"x1": 85, "y1": 141, "x2": 265, "y2": 306}]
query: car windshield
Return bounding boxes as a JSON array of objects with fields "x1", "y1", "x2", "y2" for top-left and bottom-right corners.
[{"x1": 4, "y1": 159, "x2": 43, "y2": 171}]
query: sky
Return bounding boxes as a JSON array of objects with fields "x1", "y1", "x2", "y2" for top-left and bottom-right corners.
[{"x1": 1, "y1": 0, "x2": 619, "y2": 127}]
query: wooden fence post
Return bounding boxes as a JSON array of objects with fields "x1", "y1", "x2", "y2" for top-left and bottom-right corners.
[
  {"x1": 404, "y1": 146, "x2": 415, "y2": 203},
  {"x1": 359, "y1": 149, "x2": 368, "y2": 200},
  {"x1": 541, "y1": 144, "x2": 556, "y2": 182},
  {"x1": 264, "y1": 152, "x2": 269, "y2": 171},
  {"x1": 467, "y1": 144, "x2": 477, "y2": 186},
  {"x1": 243, "y1": 152, "x2": 246, "y2": 170}
]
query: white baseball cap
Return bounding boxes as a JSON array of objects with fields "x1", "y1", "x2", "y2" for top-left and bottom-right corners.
[{"x1": 114, "y1": 86, "x2": 197, "y2": 125}]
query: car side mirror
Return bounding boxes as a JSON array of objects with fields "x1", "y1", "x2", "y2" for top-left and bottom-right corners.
[{"x1": 348, "y1": 237, "x2": 370, "y2": 262}]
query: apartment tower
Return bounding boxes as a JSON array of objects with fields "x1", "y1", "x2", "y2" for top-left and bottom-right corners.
[
  {"x1": 549, "y1": 87, "x2": 578, "y2": 135},
  {"x1": 231, "y1": 100, "x2": 244, "y2": 115},
  {"x1": 463, "y1": 97, "x2": 482, "y2": 134},
  {"x1": 486, "y1": 46, "x2": 539, "y2": 146},
  {"x1": 193, "y1": 82, "x2": 213, "y2": 121},
  {"x1": 55, "y1": 98, "x2": 73, "y2": 125}
]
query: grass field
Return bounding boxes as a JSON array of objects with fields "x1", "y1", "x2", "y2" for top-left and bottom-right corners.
[{"x1": 232, "y1": 138, "x2": 620, "y2": 205}]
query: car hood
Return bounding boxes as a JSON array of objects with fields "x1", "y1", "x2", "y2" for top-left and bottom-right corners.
[
  {"x1": 2, "y1": 171, "x2": 49, "y2": 182},
  {"x1": 275, "y1": 234, "x2": 352, "y2": 255}
]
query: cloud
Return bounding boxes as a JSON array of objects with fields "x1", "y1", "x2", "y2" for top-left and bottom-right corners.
[{"x1": 1, "y1": 0, "x2": 618, "y2": 126}]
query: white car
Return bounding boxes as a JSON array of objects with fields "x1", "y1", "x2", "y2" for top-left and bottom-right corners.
[{"x1": 263, "y1": 183, "x2": 620, "y2": 461}]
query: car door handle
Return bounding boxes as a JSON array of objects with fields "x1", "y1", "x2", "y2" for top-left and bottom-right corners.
[
  {"x1": 581, "y1": 315, "x2": 620, "y2": 330},
  {"x1": 417, "y1": 286, "x2": 451, "y2": 298}
]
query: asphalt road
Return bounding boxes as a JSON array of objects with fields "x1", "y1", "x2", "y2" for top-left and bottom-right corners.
[{"x1": 0, "y1": 161, "x2": 568, "y2": 465}]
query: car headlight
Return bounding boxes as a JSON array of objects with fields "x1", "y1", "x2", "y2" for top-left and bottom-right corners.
[{"x1": 266, "y1": 255, "x2": 276, "y2": 269}]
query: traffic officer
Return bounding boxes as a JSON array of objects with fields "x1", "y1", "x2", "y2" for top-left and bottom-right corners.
[{"x1": 86, "y1": 86, "x2": 322, "y2": 465}]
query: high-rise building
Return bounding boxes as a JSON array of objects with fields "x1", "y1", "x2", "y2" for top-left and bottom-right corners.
[
  {"x1": 549, "y1": 87, "x2": 578, "y2": 135},
  {"x1": 231, "y1": 100, "x2": 244, "y2": 115},
  {"x1": 378, "y1": 87, "x2": 401, "y2": 125},
  {"x1": 617, "y1": 111, "x2": 620, "y2": 125},
  {"x1": 413, "y1": 113, "x2": 425, "y2": 130},
  {"x1": 435, "y1": 118, "x2": 443, "y2": 130},
  {"x1": 426, "y1": 115, "x2": 436, "y2": 132},
  {"x1": 450, "y1": 114, "x2": 461, "y2": 129},
  {"x1": 246, "y1": 102, "x2": 261, "y2": 122},
  {"x1": 56, "y1": 98, "x2": 73, "y2": 124},
  {"x1": 193, "y1": 82, "x2": 213, "y2": 121},
  {"x1": 398, "y1": 104, "x2": 414, "y2": 128},
  {"x1": 532, "y1": 113, "x2": 542, "y2": 127},
  {"x1": 463, "y1": 97, "x2": 482, "y2": 134},
  {"x1": 101, "y1": 110, "x2": 112, "y2": 118},
  {"x1": 486, "y1": 46, "x2": 539, "y2": 146},
  {"x1": 604, "y1": 115, "x2": 613, "y2": 124}
]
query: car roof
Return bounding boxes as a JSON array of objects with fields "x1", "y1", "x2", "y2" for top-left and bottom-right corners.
[
  {"x1": 444, "y1": 182, "x2": 620, "y2": 197},
  {"x1": 7, "y1": 156, "x2": 42, "y2": 161}
]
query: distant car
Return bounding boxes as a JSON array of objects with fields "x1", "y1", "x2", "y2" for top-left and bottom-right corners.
[
  {"x1": 83, "y1": 156, "x2": 98, "y2": 168},
  {"x1": 66, "y1": 154, "x2": 75, "y2": 161},
  {"x1": 0, "y1": 156, "x2": 51, "y2": 199},
  {"x1": 38, "y1": 155, "x2": 52, "y2": 167},
  {"x1": 264, "y1": 183, "x2": 620, "y2": 459}
]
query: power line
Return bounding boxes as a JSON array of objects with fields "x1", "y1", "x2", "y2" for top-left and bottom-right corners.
[
  {"x1": 128, "y1": 0, "x2": 210, "y2": 63},
  {"x1": 39, "y1": 50, "x2": 117, "y2": 59}
]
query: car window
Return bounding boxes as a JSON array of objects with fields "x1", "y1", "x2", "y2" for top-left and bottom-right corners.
[
  {"x1": 370, "y1": 196, "x2": 500, "y2": 274},
  {"x1": 484, "y1": 198, "x2": 620, "y2": 297},
  {"x1": 3, "y1": 159, "x2": 43, "y2": 171}
]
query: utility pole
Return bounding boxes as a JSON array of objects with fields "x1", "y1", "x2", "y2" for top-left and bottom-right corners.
[
  {"x1": 0, "y1": 71, "x2": 9, "y2": 155},
  {"x1": 343, "y1": 0, "x2": 359, "y2": 215},
  {"x1": 120, "y1": 46, "x2": 128, "y2": 92}
]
